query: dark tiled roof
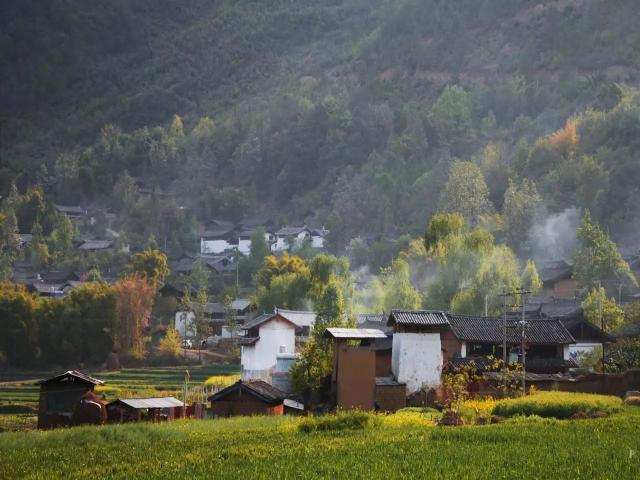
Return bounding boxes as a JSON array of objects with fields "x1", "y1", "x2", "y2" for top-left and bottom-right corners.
[
  {"x1": 208, "y1": 380, "x2": 285, "y2": 404},
  {"x1": 79, "y1": 240, "x2": 113, "y2": 250},
  {"x1": 537, "y1": 260, "x2": 573, "y2": 283},
  {"x1": 539, "y1": 298, "x2": 582, "y2": 318},
  {"x1": 276, "y1": 226, "x2": 309, "y2": 236},
  {"x1": 36, "y1": 370, "x2": 104, "y2": 386},
  {"x1": 238, "y1": 337, "x2": 259, "y2": 346},
  {"x1": 446, "y1": 314, "x2": 575, "y2": 345},
  {"x1": 241, "y1": 313, "x2": 277, "y2": 330},
  {"x1": 388, "y1": 309, "x2": 449, "y2": 327}
]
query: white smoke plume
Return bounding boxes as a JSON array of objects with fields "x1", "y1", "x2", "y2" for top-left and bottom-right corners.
[{"x1": 528, "y1": 206, "x2": 581, "y2": 263}]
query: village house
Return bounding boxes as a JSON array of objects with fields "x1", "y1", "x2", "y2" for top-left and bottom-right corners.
[
  {"x1": 271, "y1": 226, "x2": 311, "y2": 252},
  {"x1": 387, "y1": 310, "x2": 450, "y2": 394},
  {"x1": 174, "y1": 298, "x2": 254, "y2": 337},
  {"x1": 536, "y1": 260, "x2": 577, "y2": 299},
  {"x1": 53, "y1": 204, "x2": 87, "y2": 220},
  {"x1": 442, "y1": 313, "x2": 577, "y2": 373},
  {"x1": 208, "y1": 379, "x2": 287, "y2": 417},
  {"x1": 37, "y1": 370, "x2": 104, "y2": 429},
  {"x1": 239, "y1": 308, "x2": 315, "y2": 380},
  {"x1": 323, "y1": 327, "x2": 407, "y2": 411},
  {"x1": 527, "y1": 297, "x2": 614, "y2": 361}
]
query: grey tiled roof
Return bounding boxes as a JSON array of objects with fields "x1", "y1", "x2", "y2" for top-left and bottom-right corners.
[
  {"x1": 388, "y1": 309, "x2": 449, "y2": 327},
  {"x1": 208, "y1": 380, "x2": 285, "y2": 404},
  {"x1": 446, "y1": 314, "x2": 575, "y2": 345}
]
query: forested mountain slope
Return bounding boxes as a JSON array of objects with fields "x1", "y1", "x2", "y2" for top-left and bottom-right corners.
[{"x1": 2, "y1": 0, "x2": 640, "y2": 255}]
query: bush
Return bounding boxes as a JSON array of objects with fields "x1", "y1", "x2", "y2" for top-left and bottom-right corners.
[
  {"x1": 298, "y1": 411, "x2": 380, "y2": 433},
  {"x1": 624, "y1": 396, "x2": 640, "y2": 406},
  {"x1": 492, "y1": 392, "x2": 623, "y2": 419}
]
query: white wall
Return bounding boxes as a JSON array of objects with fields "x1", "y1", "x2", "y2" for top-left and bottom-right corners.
[
  {"x1": 311, "y1": 235, "x2": 324, "y2": 249},
  {"x1": 238, "y1": 238, "x2": 251, "y2": 255},
  {"x1": 201, "y1": 238, "x2": 231, "y2": 254},
  {"x1": 568, "y1": 342, "x2": 602, "y2": 359},
  {"x1": 174, "y1": 311, "x2": 195, "y2": 337},
  {"x1": 241, "y1": 318, "x2": 296, "y2": 376},
  {"x1": 392, "y1": 332, "x2": 443, "y2": 394}
]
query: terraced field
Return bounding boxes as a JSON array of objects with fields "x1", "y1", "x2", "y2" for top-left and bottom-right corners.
[{"x1": 0, "y1": 365, "x2": 240, "y2": 431}]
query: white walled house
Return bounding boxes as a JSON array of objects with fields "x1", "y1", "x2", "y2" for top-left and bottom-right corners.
[
  {"x1": 272, "y1": 226, "x2": 311, "y2": 252},
  {"x1": 237, "y1": 228, "x2": 274, "y2": 255},
  {"x1": 310, "y1": 227, "x2": 328, "y2": 249},
  {"x1": 388, "y1": 310, "x2": 449, "y2": 394},
  {"x1": 240, "y1": 309, "x2": 316, "y2": 380},
  {"x1": 200, "y1": 228, "x2": 237, "y2": 254}
]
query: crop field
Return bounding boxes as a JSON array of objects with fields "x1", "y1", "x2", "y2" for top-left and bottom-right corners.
[
  {"x1": 0, "y1": 406, "x2": 639, "y2": 479},
  {"x1": 0, "y1": 365, "x2": 240, "y2": 431}
]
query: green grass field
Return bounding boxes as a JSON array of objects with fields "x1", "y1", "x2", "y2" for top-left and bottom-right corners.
[
  {"x1": 0, "y1": 365, "x2": 240, "y2": 431},
  {"x1": 0, "y1": 407, "x2": 639, "y2": 479}
]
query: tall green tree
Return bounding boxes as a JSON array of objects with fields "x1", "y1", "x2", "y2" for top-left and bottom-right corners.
[
  {"x1": 440, "y1": 160, "x2": 493, "y2": 225},
  {"x1": 502, "y1": 178, "x2": 541, "y2": 250},
  {"x1": 581, "y1": 287, "x2": 624, "y2": 333},
  {"x1": 430, "y1": 85, "x2": 473, "y2": 154},
  {"x1": 573, "y1": 210, "x2": 636, "y2": 290},
  {"x1": 128, "y1": 249, "x2": 169, "y2": 287}
]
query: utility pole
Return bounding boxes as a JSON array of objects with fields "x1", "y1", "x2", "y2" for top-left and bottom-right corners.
[
  {"x1": 519, "y1": 287, "x2": 531, "y2": 393},
  {"x1": 596, "y1": 280, "x2": 605, "y2": 373}
]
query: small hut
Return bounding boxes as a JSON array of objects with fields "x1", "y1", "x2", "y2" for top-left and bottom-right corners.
[
  {"x1": 208, "y1": 380, "x2": 286, "y2": 417},
  {"x1": 36, "y1": 370, "x2": 104, "y2": 429},
  {"x1": 106, "y1": 397, "x2": 184, "y2": 423}
]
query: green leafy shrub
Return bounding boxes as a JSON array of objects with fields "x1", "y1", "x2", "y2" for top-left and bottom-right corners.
[
  {"x1": 492, "y1": 392, "x2": 622, "y2": 419},
  {"x1": 298, "y1": 410, "x2": 380, "y2": 433},
  {"x1": 624, "y1": 396, "x2": 640, "y2": 406}
]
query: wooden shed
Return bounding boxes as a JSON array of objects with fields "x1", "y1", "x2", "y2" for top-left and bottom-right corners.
[
  {"x1": 208, "y1": 380, "x2": 286, "y2": 417},
  {"x1": 106, "y1": 397, "x2": 184, "y2": 423},
  {"x1": 36, "y1": 370, "x2": 104, "y2": 429}
]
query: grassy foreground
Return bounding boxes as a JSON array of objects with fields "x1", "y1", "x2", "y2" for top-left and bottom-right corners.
[{"x1": 1, "y1": 408, "x2": 639, "y2": 479}]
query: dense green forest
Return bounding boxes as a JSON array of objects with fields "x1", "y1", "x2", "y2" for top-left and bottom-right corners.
[{"x1": 2, "y1": 0, "x2": 640, "y2": 257}]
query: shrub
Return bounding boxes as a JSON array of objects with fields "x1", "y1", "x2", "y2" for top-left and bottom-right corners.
[
  {"x1": 492, "y1": 391, "x2": 623, "y2": 419},
  {"x1": 298, "y1": 411, "x2": 380, "y2": 433},
  {"x1": 624, "y1": 396, "x2": 640, "y2": 406}
]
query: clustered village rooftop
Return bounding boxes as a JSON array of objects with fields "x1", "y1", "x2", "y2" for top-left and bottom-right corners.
[{"x1": 37, "y1": 301, "x2": 618, "y2": 428}]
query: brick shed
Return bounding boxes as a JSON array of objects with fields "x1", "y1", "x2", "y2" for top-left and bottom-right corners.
[
  {"x1": 208, "y1": 380, "x2": 286, "y2": 417},
  {"x1": 325, "y1": 327, "x2": 388, "y2": 411},
  {"x1": 375, "y1": 377, "x2": 406, "y2": 412}
]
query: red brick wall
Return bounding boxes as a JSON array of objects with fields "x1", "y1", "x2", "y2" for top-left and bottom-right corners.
[
  {"x1": 375, "y1": 385, "x2": 406, "y2": 412},
  {"x1": 441, "y1": 328, "x2": 463, "y2": 359},
  {"x1": 554, "y1": 279, "x2": 577, "y2": 299}
]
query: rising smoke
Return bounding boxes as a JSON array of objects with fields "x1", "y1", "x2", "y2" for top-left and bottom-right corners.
[{"x1": 528, "y1": 206, "x2": 581, "y2": 263}]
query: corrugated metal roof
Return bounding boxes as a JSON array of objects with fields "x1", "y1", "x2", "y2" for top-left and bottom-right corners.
[
  {"x1": 388, "y1": 309, "x2": 449, "y2": 327},
  {"x1": 112, "y1": 397, "x2": 184, "y2": 409},
  {"x1": 324, "y1": 328, "x2": 387, "y2": 339}
]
